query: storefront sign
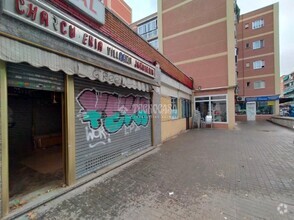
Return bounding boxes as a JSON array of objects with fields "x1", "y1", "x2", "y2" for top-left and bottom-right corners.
[
  {"x1": 2, "y1": 0, "x2": 155, "y2": 78},
  {"x1": 245, "y1": 95, "x2": 279, "y2": 102},
  {"x1": 65, "y1": 0, "x2": 105, "y2": 24}
]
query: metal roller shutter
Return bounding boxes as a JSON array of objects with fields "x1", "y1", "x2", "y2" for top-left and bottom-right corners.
[
  {"x1": 7, "y1": 63, "x2": 64, "y2": 92},
  {"x1": 74, "y1": 76, "x2": 152, "y2": 178}
]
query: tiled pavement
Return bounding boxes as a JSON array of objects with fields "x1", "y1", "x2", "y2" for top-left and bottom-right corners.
[{"x1": 20, "y1": 121, "x2": 294, "y2": 219}]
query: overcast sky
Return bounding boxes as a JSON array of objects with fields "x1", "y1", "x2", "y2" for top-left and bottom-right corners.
[{"x1": 124, "y1": 0, "x2": 294, "y2": 76}]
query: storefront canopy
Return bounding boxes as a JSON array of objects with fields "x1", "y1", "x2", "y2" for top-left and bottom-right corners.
[{"x1": 0, "y1": 36, "x2": 151, "y2": 92}]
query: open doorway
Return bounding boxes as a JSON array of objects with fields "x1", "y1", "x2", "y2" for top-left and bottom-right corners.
[{"x1": 8, "y1": 87, "x2": 64, "y2": 210}]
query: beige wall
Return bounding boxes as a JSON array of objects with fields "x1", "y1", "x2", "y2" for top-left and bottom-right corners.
[
  {"x1": 161, "y1": 118, "x2": 187, "y2": 142},
  {"x1": 0, "y1": 60, "x2": 8, "y2": 216},
  {"x1": 160, "y1": 93, "x2": 190, "y2": 142},
  {"x1": 161, "y1": 96, "x2": 171, "y2": 122}
]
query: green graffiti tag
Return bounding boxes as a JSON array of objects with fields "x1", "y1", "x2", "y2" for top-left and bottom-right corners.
[
  {"x1": 83, "y1": 111, "x2": 102, "y2": 130},
  {"x1": 77, "y1": 90, "x2": 150, "y2": 134},
  {"x1": 83, "y1": 111, "x2": 149, "y2": 133},
  {"x1": 104, "y1": 112, "x2": 125, "y2": 133}
]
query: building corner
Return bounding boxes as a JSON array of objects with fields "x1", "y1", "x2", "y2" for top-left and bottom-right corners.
[
  {"x1": 226, "y1": 0, "x2": 236, "y2": 129},
  {"x1": 274, "y1": 3, "x2": 280, "y2": 115},
  {"x1": 157, "y1": 0, "x2": 163, "y2": 53},
  {"x1": 0, "y1": 60, "x2": 9, "y2": 217}
]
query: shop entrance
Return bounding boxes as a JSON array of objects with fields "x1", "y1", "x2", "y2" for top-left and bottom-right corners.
[
  {"x1": 6, "y1": 62, "x2": 66, "y2": 210},
  {"x1": 8, "y1": 87, "x2": 64, "y2": 209}
]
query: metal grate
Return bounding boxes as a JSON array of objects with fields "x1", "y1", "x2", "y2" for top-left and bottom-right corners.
[{"x1": 74, "y1": 76, "x2": 152, "y2": 178}]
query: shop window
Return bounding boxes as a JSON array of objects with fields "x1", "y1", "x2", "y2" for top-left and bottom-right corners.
[
  {"x1": 195, "y1": 96, "x2": 209, "y2": 101},
  {"x1": 182, "y1": 99, "x2": 191, "y2": 118},
  {"x1": 253, "y1": 40, "x2": 264, "y2": 49},
  {"x1": 256, "y1": 101, "x2": 273, "y2": 115},
  {"x1": 171, "y1": 97, "x2": 178, "y2": 119},
  {"x1": 235, "y1": 102, "x2": 246, "y2": 115},
  {"x1": 195, "y1": 95, "x2": 227, "y2": 123},
  {"x1": 212, "y1": 101, "x2": 227, "y2": 122},
  {"x1": 236, "y1": 101, "x2": 274, "y2": 115},
  {"x1": 253, "y1": 60, "x2": 265, "y2": 69},
  {"x1": 254, "y1": 81, "x2": 265, "y2": 89},
  {"x1": 252, "y1": 19, "x2": 264, "y2": 29}
]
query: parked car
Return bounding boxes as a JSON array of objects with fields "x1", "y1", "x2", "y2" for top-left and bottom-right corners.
[
  {"x1": 279, "y1": 108, "x2": 289, "y2": 116},
  {"x1": 289, "y1": 104, "x2": 294, "y2": 117}
]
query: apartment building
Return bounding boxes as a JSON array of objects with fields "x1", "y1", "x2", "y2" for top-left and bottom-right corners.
[
  {"x1": 130, "y1": 13, "x2": 159, "y2": 50},
  {"x1": 104, "y1": 0, "x2": 132, "y2": 24},
  {"x1": 158, "y1": 0, "x2": 239, "y2": 129},
  {"x1": 236, "y1": 4, "x2": 280, "y2": 121},
  {"x1": 283, "y1": 72, "x2": 294, "y2": 98},
  {"x1": 280, "y1": 75, "x2": 285, "y2": 98},
  {"x1": 131, "y1": 14, "x2": 193, "y2": 141},
  {"x1": 0, "y1": 0, "x2": 193, "y2": 216}
]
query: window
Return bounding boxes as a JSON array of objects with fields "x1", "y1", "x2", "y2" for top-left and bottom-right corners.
[
  {"x1": 244, "y1": 23, "x2": 249, "y2": 29},
  {"x1": 252, "y1": 19, "x2": 264, "y2": 29},
  {"x1": 137, "y1": 25, "x2": 145, "y2": 35},
  {"x1": 256, "y1": 101, "x2": 273, "y2": 115},
  {"x1": 246, "y1": 63, "x2": 250, "y2": 68},
  {"x1": 171, "y1": 97, "x2": 178, "y2": 119},
  {"x1": 253, "y1": 60, "x2": 265, "y2": 69},
  {"x1": 245, "y1": 43, "x2": 250, "y2": 48},
  {"x1": 246, "y1": 82, "x2": 250, "y2": 87},
  {"x1": 181, "y1": 99, "x2": 191, "y2": 118},
  {"x1": 236, "y1": 101, "x2": 273, "y2": 115},
  {"x1": 254, "y1": 81, "x2": 265, "y2": 89},
  {"x1": 253, "y1": 40, "x2": 264, "y2": 49},
  {"x1": 195, "y1": 95, "x2": 227, "y2": 122},
  {"x1": 146, "y1": 29, "x2": 158, "y2": 40},
  {"x1": 149, "y1": 39, "x2": 159, "y2": 49},
  {"x1": 137, "y1": 19, "x2": 157, "y2": 38}
]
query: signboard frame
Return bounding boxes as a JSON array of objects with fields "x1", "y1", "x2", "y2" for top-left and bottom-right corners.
[
  {"x1": 2, "y1": 0, "x2": 155, "y2": 78},
  {"x1": 64, "y1": 0, "x2": 105, "y2": 24}
]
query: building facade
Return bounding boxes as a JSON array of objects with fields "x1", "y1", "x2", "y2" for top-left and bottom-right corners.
[
  {"x1": 0, "y1": 0, "x2": 192, "y2": 217},
  {"x1": 283, "y1": 72, "x2": 294, "y2": 98},
  {"x1": 236, "y1": 4, "x2": 280, "y2": 121},
  {"x1": 130, "y1": 13, "x2": 159, "y2": 50},
  {"x1": 160, "y1": 71, "x2": 192, "y2": 142},
  {"x1": 103, "y1": 0, "x2": 132, "y2": 24},
  {"x1": 158, "y1": 0, "x2": 238, "y2": 129},
  {"x1": 280, "y1": 75, "x2": 285, "y2": 98}
]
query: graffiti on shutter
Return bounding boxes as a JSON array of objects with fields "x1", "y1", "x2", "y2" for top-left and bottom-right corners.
[{"x1": 76, "y1": 88, "x2": 151, "y2": 149}]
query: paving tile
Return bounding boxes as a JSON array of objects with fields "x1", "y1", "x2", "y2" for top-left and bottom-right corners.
[{"x1": 19, "y1": 121, "x2": 294, "y2": 220}]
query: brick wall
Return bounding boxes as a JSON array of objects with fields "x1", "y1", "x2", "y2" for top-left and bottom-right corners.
[{"x1": 50, "y1": 0, "x2": 193, "y2": 89}]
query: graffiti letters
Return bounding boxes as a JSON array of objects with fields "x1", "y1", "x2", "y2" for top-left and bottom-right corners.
[
  {"x1": 77, "y1": 89, "x2": 151, "y2": 148},
  {"x1": 86, "y1": 126, "x2": 110, "y2": 148}
]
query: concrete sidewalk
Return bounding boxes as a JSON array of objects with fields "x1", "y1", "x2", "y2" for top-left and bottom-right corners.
[{"x1": 19, "y1": 121, "x2": 294, "y2": 219}]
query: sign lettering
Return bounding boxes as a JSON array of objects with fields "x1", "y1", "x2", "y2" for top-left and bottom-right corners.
[{"x1": 3, "y1": 0, "x2": 155, "y2": 77}]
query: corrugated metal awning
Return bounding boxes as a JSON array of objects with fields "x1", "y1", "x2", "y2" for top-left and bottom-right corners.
[{"x1": 0, "y1": 36, "x2": 151, "y2": 92}]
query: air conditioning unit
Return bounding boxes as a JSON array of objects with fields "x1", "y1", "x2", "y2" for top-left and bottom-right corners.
[
  {"x1": 246, "y1": 63, "x2": 250, "y2": 68},
  {"x1": 237, "y1": 96, "x2": 245, "y2": 101}
]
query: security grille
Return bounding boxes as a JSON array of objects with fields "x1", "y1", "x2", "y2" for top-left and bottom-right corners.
[
  {"x1": 7, "y1": 63, "x2": 64, "y2": 92},
  {"x1": 74, "y1": 76, "x2": 152, "y2": 178}
]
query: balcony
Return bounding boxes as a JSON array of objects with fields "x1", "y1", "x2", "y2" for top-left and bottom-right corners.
[{"x1": 283, "y1": 86, "x2": 294, "y2": 95}]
